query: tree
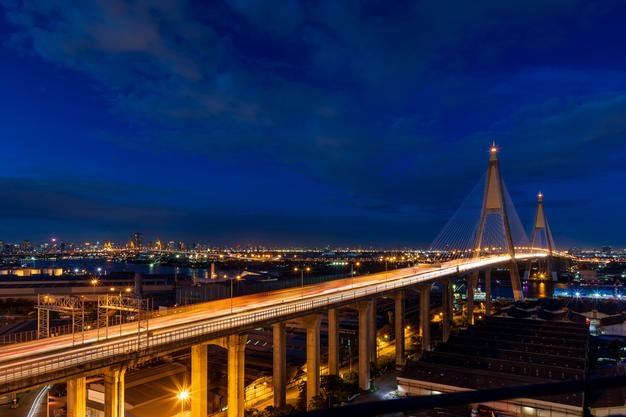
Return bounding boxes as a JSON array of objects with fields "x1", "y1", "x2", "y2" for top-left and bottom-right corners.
[
  {"x1": 608, "y1": 339, "x2": 624, "y2": 361},
  {"x1": 299, "y1": 375, "x2": 359, "y2": 410}
]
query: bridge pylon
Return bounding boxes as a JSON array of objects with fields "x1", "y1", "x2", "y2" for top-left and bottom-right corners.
[
  {"x1": 469, "y1": 144, "x2": 523, "y2": 303},
  {"x1": 525, "y1": 191, "x2": 557, "y2": 281}
]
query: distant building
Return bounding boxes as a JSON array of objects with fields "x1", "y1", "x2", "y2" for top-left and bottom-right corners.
[
  {"x1": 568, "y1": 247, "x2": 581, "y2": 256},
  {"x1": 578, "y1": 269, "x2": 598, "y2": 281},
  {"x1": 131, "y1": 232, "x2": 143, "y2": 250},
  {"x1": 602, "y1": 246, "x2": 612, "y2": 255},
  {"x1": 20, "y1": 240, "x2": 33, "y2": 252}
]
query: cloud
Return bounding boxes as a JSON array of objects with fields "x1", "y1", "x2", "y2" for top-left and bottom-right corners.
[{"x1": 2, "y1": 0, "x2": 626, "y2": 245}]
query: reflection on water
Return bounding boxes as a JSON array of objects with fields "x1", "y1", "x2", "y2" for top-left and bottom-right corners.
[
  {"x1": 484, "y1": 280, "x2": 556, "y2": 299},
  {"x1": 537, "y1": 282, "x2": 547, "y2": 298},
  {"x1": 14, "y1": 258, "x2": 214, "y2": 278}
]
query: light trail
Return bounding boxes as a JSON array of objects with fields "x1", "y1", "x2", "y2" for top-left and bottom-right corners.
[
  {"x1": 27, "y1": 385, "x2": 49, "y2": 417},
  {"x1": 0, "y1": 253, "x2": 547, "y2": 393}
]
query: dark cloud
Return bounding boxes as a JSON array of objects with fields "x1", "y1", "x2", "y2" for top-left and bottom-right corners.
[{"x1": 1, "y1": 0, "x2": 626, "y2": 245}]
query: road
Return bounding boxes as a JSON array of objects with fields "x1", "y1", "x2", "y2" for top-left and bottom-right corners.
[{"x1": 0, "y1": 253, "x2": 546, "y2": 393}]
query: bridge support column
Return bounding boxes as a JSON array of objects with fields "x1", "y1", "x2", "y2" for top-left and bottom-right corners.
[
  {"x1": 191, "y1": 344, "x2": 208, "y2": 417},
  {"x1": 305, "y1": 315, "x2": 322, "y2": 409},
  {"x1": 485, "y1": 269, "x2": 492, "y2": 317},
  {"x1": 419, "y1": 286, "x2": 430, "y2": 351},
  {"x1": 394, "y1": 291, "x2": 405, "y2": 367},
  {"x1": 272, "y1": 322, "x2": 286, "y2": 408},
  {"x1": 290, "y1": 314, "x2": 322, "y2": 409},
  {"x1": 67, "y1": 376, "x2": 86, "y2": 417},
  {"x1": 104, "y1": 367, "x2": 125, "y2": 417},
  {"x1": 327, "y1": 308, "x2": 339, "y2": 376},
  {"x1": 442, "y1": 282, "x2": 452, "y2": 343},
  {"x1": 369, "y1": 299, "x2": 377, "y2": 364},
  {"x1": 466, "y1": 273, "x2": 477, "y2": 326},
  {"x1": 356, "y1": 300, "x2": 372, "y2": 390},
  {"x1": 227, "y1": 334, "x2": 247, "y2": 417}
]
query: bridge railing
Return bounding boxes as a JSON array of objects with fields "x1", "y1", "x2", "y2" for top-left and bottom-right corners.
[{"x1": 0, "y1": 253, "x2": 546, "y2": 389}]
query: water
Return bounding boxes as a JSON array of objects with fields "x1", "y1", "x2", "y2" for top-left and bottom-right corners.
[
  {"x1": 472, "y1": 280, "x2": 554, "y2": 299},
  {"x1": 15, "y1": 258, "x2": 214, "y2": 278},
  {"x1": 18, "y1": 258, "x2": 620, "y2": 300}
]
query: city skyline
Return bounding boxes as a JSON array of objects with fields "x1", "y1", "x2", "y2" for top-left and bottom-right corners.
[
  {"x1": 1, "y1": 1, "x2": 626, "y2": 246},
  {"x1": 0, "y1": 232, "x2": 624, "y2": 254}
]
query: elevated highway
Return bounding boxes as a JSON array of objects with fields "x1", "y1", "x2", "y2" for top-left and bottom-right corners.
[{"x1": 0, "y1": 252, "x2": 547, "y2": 396}]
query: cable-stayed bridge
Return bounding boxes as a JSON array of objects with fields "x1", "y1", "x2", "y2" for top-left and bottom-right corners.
[{"x1": 0, "y1": 146, "x2": 561, "y2": 417}]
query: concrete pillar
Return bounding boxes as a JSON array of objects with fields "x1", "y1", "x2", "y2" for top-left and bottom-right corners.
[
  {"x1": 369, "y1": 299, "x2": 377, "y2": 364},
  {"x1": 304, "y1": 315, "x2": 322, "y2": 410},
  {"x1": 104, "y1": 371, "x2": 117, "y2": 417},
  {"x1": 420, "y1": 286, "x2": 430, "y2": 351},
  {"x1": 327, "y1": 309, "x2": 339, "y2": 376},
  {"x1": 466, "y1": 273, "x2": 477, "y2": 326},
  {"x1": 272, "y1": 322, "x2": 286, "y2": 408},
  {"x1": 118, "y1": 370, "x2": 124, "y2": 417},
  {"x1": 191, "y1": 344, "x2": 208, "y2": 417},
  {"x1": 67, "y1": 376, "x2": 86, "y2": 417},
  {"x1": 104, "y1": 367, "x2": 125, "y2": 417},
  {"x1": 485, "y1": 269, "x2": 492, "y2": 317},
  {"x1": 356, "y1": 300, "x2": 372, "y2": 390},
  {"x1": 442, "y1": 282, "x2": 452, "y2": 343},
  {"x1": 394, "y1": 291, "x2": 405, "y2": 367},
  {"x1": 227, "y1": 334, "x2": 247, "y2": 417}
]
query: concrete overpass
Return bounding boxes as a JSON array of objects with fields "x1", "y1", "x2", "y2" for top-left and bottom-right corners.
[{"x1": 0, "y1": 252, "x2": 547, "y2": 417}]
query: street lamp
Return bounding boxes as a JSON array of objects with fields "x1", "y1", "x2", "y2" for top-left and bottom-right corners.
[
  {"x1": 230, "y1": 274, "x2": 241, "y2": 313},
  {"x1": 293, "y1": 266, "x2": 311, "y2": 288},
  {"x1": 90, "y1": 278, "x2": 99, "y2": 297},
  {"x1": 350, "y1": 261, "x2": 360, "y2": 289},
  {"x1": 294, "y1": 266, "x2": 311, "y2": 297},
  {"x1": 177, "y1": 389, "x2": 189, "y2": 416}
]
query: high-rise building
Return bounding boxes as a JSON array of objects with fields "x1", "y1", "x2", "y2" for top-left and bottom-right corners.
[
  {"x1": 132, "y1": 232, "x2": 143, "y2": 250},
  {"x1": 20, "y1": 240, "x2": 33, "y2": 252}
]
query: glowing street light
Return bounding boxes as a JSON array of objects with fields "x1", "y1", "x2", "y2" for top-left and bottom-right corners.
[
  {"x1": 230, "y1": 274, "x2": 242, "y2": 313},
  {"x1": 294, "y1": 266, "x2": 311, "y2": 295},
  {"x1": 351, "y1": 261, "x2": 361, "y2": 289},
  {"x1": 177, "y1": 390, "x2": 189, "y2": 416},
  {"x1": 90, "y1": 278, "x2": 99, "y2": 297}
]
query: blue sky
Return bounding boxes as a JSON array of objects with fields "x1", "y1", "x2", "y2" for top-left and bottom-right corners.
[{"x1": 0, "y1": 0, "x2": 625, "y2": 247}]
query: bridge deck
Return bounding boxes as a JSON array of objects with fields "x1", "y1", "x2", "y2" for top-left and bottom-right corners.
[{"x1": 0, "y1": 253, "x2": 547, "y2": 394}]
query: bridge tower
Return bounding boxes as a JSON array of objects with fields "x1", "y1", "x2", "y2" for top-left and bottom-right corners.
[
  {"x1": 469, "y1": 144, "x2": 523, "y2": 304},
  {"x1": 526, "y1": 191, "x2": 557, "y2": 280}
]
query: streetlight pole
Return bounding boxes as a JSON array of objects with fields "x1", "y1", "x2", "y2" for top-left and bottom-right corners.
[
  {"x1": 91, "y1": 278, "x2": 98, "y2": 298},
  {"x1": 119, "y1": 290, "x2": 123, "y2": 336},
  {"x1": 229, "y1": 274, "x2": 233, "y2": 313},
  {"x1": 351, "y1": 261, "x2": 360, "y2": 289},
  {"x1": 294, "y1": 266, "x2": 311, "y2": 297},
  {"x1": 230, "y1": 274, "x2": 241, "y2": 313}
]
